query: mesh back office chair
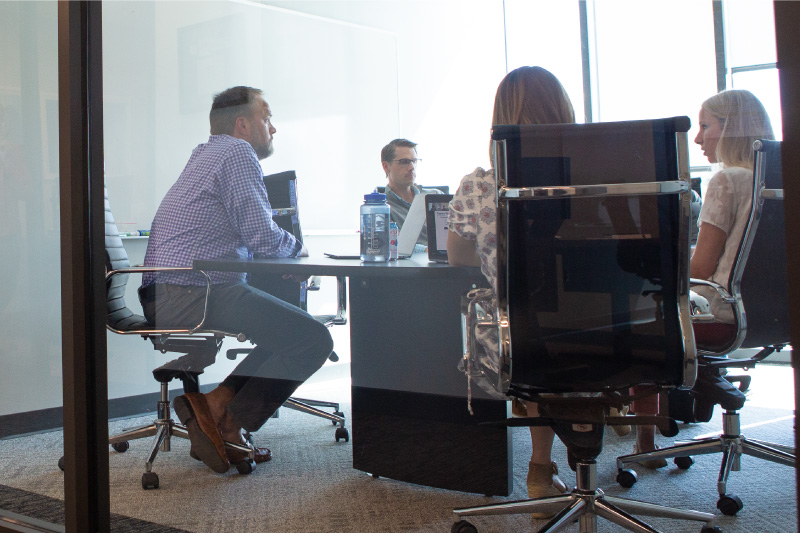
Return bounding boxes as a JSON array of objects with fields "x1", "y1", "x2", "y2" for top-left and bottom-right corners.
[
  {"x1": 617, "y1": 139, "x2": 795, "y2": 516},
  {"x1": 98, "y1": 171, "x2": 348, "y2": 490},
  {"x1": 452, "y1": 118, "x2": 719, "y2": 533}
]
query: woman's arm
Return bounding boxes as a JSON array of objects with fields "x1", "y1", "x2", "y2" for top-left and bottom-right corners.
[
  {"x1": 690, "y1": 223, "x2": 728, "y2": 279},
  {"x1": 447, "y1": 230, "x2": 481, "y2": 267}
]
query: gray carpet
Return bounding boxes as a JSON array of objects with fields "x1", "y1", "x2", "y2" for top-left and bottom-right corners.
[{"x1": 0, "y1": 365, "x2": 796, "y2": 532}]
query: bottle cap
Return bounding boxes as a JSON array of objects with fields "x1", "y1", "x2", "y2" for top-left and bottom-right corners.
[{"x1": 364, "y1": 193, "x2": 387, "y2": 202}]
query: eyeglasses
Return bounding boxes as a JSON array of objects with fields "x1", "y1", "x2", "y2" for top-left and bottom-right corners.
[{"x1": 391, "y1": 158, "x2": 421, "y2": 166}]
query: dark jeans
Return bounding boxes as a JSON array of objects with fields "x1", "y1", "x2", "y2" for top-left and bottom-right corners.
[{"x1": 140, "y1": 281, "x2": 333, "y2": 432}]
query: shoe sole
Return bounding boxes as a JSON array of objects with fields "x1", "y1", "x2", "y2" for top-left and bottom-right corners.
[{"x1": 173, "y1": 395, "x2": 230, "y2": 474}]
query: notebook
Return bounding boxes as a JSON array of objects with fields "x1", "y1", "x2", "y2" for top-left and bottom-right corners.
[{"x1": 425, "y1": 193, "x2": 454, "y2": 263}]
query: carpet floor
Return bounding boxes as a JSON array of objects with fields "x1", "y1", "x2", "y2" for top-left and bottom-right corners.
[{"x1": 0, "y1": 364, "x2": 795, "y2": 532}]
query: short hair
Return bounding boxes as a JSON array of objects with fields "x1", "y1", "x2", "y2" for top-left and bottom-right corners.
[
  {"x1": 492, "y1": 66, "x2": 575, "y2": 127},
  {"x1": 209, "y1": 86, "x2": 263, "y2": 135},
  {"x1": 701, "y1": 89, "x2": 775, "y2": 169},
  {"x1": 381, "y1": 138, "x2": 417, "y2": 163}
]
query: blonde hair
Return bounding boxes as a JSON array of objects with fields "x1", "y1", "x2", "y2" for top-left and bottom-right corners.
[
  {"x1": 701, "y1": 89, "x2": 774, "y2": 170},
  {"x1": 492, "y1": 66, "x2": 575, "y2": 127}
]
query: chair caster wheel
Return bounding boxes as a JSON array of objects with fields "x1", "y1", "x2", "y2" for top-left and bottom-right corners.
[
  {"x1": 235, "y1": 459, "x2": 256, "y2": 475},
  {"x1": 717, "y1": 493, "x2": 743, "y2": 516},
  {"x1": 674, "y1": 456, "x2": 693, "y2": 469},
  {"x1": 58, "y1": 456, "x2": 65, "y2": 471},
  {"x1": 332, "y1": 411, "x2": 344, "y2": 425},
  {"x1": 142, "y1": 472, "x2": 159, "y2": 490},
  {"x1": 335, "y1": 427, "x2": 349, "y2": 442},
  {"x1": 616, "y1": 468, "x2": 637, "y2": 488},
  {"x1": 452, "y1": 520, "x2": 478, "y2": 533},
  {"x1": 112, "y1": 441, "x2": 130, "y2": 453},
  {"x1": 701, "y1": 526, "x2": 723, "y2": 533}
]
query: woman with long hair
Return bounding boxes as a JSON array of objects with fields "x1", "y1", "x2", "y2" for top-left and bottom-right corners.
[{"x1": 448, "y1": 66, "x2": 575, "y2": 516}]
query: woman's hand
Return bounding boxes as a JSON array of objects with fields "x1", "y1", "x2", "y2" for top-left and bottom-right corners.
[{"x1": 446, "y1": 230, "x2": 481, "y2": 267}]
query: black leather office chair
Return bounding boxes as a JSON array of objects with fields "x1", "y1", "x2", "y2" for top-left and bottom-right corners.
[
  {"x1": 95, "y1": 173, "x2": 348, "y2": 490},
  {"x1": 617, "y1": 139, "x2": 795, "y2": 516},
  {"x1": 451, "y1": 118, "x2": 719, "y2": 533}
]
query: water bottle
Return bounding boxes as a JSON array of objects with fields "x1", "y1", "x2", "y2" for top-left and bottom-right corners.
[
  {"x1": 360, "y1": 193, "x2": 390, "y2": 262},
  {"x1": 389, "y1": 221, "x2": 399, "y2": 260}
]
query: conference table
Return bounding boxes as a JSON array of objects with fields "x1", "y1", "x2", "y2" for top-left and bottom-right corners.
[{"x1": 193, "y1": 254, "x2": 512, "y2": 497}]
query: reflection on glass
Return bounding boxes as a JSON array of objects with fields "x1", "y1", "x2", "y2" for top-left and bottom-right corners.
[
  {"x1": 0, "y1": 1, "x2": 65, "y2": 528},
  {"x1": 732, "y1": 68, "x2": 782, "y2": 141},
  {"x1": 724, "y1": 0, "x2": 777, "y2": 68}
]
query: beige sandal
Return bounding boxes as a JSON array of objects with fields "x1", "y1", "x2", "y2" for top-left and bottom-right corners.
[
  {"x1": 527, "y1": 461, "x2": 568, "y2": 518},
  {"x1": 632, "y1": 444, "x2": 668, "y2": 469}
]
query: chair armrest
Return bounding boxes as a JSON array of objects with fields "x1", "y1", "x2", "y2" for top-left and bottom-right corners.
[
  {"x1": 689, "y1": 277, "x2": 737, "y2": 305},
  {"x1": 106, "y1": 266, "x2": 214, "y2": 335},
  {"x1": 306, "y1": 275, "x2": 322, "y2": 291},
  {"x1": 306, "y1": 275, "x2": 347, "y2": 326}
]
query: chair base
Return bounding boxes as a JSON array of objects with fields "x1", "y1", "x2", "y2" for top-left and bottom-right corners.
[
  {"x1": 108, "y1": 382, "x2": 255, "y2": 489},
  {"x1": 283, "y1": 397, "x2": 350, "y2": 442},
  {"x1": 453, "y1": 461, "x2": 717, "y2": 533},
  {"x1": 617, "y1": 409, "x2": 795, "y2": 514}
]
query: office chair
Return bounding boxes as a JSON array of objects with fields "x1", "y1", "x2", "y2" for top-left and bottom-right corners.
[
  {"x1": 93, "y1": 177, "x2": 348, "y2": 490},
  {"x1": 249, "y1": 171, "x2": 349, "y2": 427},
  {"x1": 617, "y1": 139, "x2": 795, "y2": 516},
  {"x1": 451, "y1": 118, "x2": 719, "y2": 533}
]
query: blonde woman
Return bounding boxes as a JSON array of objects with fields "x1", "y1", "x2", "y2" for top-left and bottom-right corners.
[
  {"x1": 448, "y1": 66, "x2": 575, "y2": 515},
  {"x1": 633, "y1": 89, "x2": 775, "y2": 462}
]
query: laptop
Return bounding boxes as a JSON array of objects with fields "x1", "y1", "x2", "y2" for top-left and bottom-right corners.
[
  {"x1": 425, "y1": 193, "x2": 454, "y2": 263},
  {"x1": 325, "y1": 192, "x2": 430, "y2": 260},
  {"x1": 395, "y1": 192, "x2": 429, "y2": 258}
]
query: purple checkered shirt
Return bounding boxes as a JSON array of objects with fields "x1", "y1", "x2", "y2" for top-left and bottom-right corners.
[{"x1": 141, "y1": 135, "x2": 302, "y2": 287}]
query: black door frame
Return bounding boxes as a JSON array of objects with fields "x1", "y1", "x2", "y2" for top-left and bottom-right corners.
[{"x1": 57, "y1": 1, "x2": 110, "y2": 531}]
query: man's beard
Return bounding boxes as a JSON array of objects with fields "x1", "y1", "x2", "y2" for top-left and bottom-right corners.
[{"x1": 254, "y1": 142, "x2": 273, "y2": 160}]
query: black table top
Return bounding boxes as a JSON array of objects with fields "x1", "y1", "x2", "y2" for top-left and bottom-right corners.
[{"x1": 193, "y1": 254, "x2": 481, "y2": 280}]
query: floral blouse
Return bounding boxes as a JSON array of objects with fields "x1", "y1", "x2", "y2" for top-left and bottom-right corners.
[{"x1": 448, "y1": 167, "x2": 498, "y2": 290}]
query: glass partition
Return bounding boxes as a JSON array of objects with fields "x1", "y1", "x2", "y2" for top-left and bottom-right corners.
[
  {"x1": 0, "y1": 1, "x2": 65, "y2": 530},
  {"x1": 21, "y1": 0, "x2": 786, "y2": 530}
]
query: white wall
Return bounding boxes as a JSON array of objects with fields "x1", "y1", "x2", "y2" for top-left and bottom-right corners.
[{"x1": 263, "y1": 0, "x2": 508, "y2": 189}]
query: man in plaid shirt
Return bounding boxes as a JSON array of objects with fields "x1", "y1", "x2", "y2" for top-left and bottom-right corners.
[{"x1": 139, "y1": 86, "x2": 333, "y2": 474}]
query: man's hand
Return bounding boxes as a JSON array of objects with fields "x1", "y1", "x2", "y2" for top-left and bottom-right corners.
[{"x1": 282, "y1": 245, "x2": 309, "y2": 282}]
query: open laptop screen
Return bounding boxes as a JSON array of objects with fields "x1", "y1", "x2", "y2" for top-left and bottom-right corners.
[{"x1": 425, "y1": 194, "x2": 454, "y2": 263}]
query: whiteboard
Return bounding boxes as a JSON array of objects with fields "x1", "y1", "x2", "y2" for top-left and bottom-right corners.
[{"x1": 102, "y1": 0, "x2": 399, "y2": 234}]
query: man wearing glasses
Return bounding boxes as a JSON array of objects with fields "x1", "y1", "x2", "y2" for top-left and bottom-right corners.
[{"x1": 380, "y1": 138, "x2": 442, "y2": 247}]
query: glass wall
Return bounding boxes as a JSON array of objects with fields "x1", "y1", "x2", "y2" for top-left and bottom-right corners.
[
  {"x1": 725, "y1": 0, "x2": 781, "y2": 140},
  {"x1": 0, "y1": 1, "x2": 65, "y2": 529},
  {"x1": 1, "y1": 0, "x2": 789, "y2": 530}
]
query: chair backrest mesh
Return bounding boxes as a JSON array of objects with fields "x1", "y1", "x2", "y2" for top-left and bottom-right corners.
[
  {"x1": 492, "y1": 117, "x2": 692, "y2": 395},
  {"x1": 740, "y1": 140, "x2": 790, "y2": 349},
  {"x1": 105, "y1": 189, "x2": 149, "y2": 330}
]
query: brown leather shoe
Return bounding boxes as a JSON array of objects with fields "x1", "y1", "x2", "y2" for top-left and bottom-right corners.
[
  {"x1": 227, "y1": 443, "x2": 273, "y2": 465},
  {"x1": 173, "y1": 393, "x2": 230, "y2": 473}
]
